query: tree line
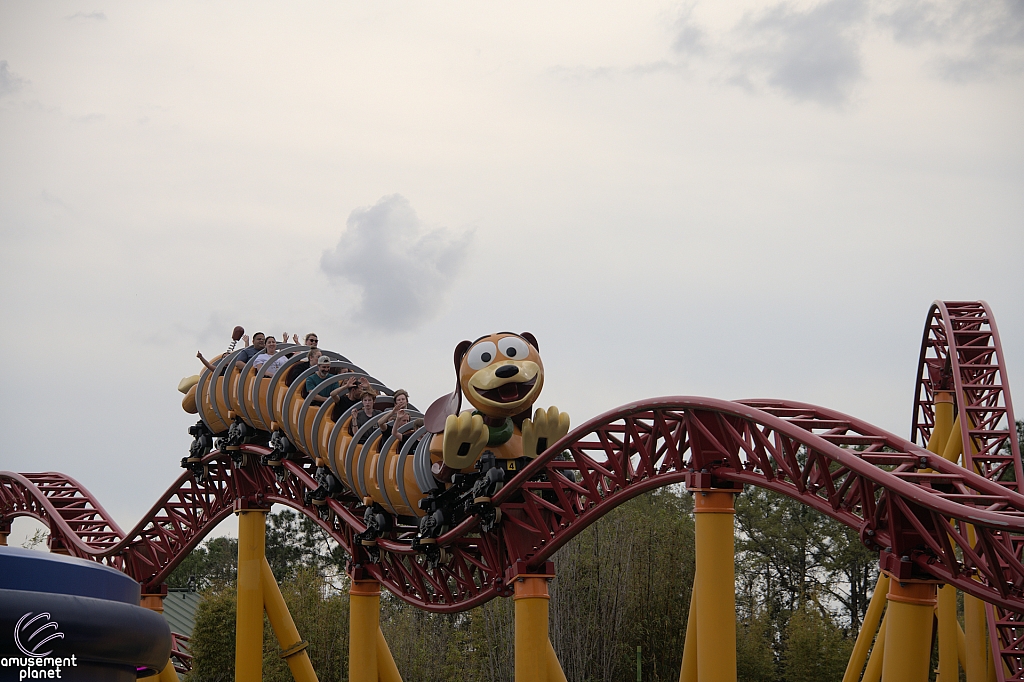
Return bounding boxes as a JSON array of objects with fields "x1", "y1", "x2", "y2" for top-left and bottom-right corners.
[{"x1": 174, "y1": 489, "x2": 869, "y2": 681}]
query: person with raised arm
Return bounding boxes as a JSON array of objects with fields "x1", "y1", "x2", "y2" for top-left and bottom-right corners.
[
  {"x1": 377, "y1": 389, "x2": 409, "y2": 430},
  {"x1": 252, "y1": 336, "x2": 287, "y2": 376}
]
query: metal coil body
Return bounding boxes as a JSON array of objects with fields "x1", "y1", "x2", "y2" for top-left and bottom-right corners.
[{"x1": 195, "y1": 347, "x2": 433, "y2": 518}]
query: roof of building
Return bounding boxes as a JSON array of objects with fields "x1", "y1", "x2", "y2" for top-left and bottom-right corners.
[{"x1": 164, "y1": 588, "x2": 202, "y2": 638}]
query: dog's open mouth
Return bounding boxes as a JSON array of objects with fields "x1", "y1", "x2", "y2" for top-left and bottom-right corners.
[{"x1": 475, "y1": 378, "x2": 536, "y2": 404}]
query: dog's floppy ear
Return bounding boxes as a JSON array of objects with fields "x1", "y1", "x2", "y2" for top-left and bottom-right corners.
[
  {"x1": 520, "y1": 332, "x2": 539, "y2": 351},
  {"x1": 425, "y1": 339, "x2": 472, "y2": 433},
  {"x1": 454, "y1": 339, "x2": 472, "y2": 374}
]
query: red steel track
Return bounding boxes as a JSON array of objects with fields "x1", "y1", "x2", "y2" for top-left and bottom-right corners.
[
  {"x1": 2, "y1": 300, "x2": 1022, "y2": 677},
  {"x1": 912, "y1": 301, "x2": 1023, "y2": 681}
]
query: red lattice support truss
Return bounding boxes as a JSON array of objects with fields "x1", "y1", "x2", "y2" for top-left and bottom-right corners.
[
  {"x1": 913, "y1": 301, "x2": 1023, "y2": 681},
  {"x1": 1, "y1": 300, "x2": 1021, "y2": 675}
]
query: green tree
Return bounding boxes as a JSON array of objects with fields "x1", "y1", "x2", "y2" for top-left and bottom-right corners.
[
  {"x1": 262, "y1": 568, "x2": 350, "y2": 682},
  {"x1": 549, "y1": 487, "x2": 695, "y2": 682},
  {"x1": 168, "y1": 536, "x2": 238, "y2": 590},
  {"x1": 781, "y1": 601, "x2": 852, "y2": 682},
  {"x1": 736, "y1": 607, "x2": 776, "y2": 682},
  {"x1": 186, "y1": 588, "x2": 236, "y2": 682}
]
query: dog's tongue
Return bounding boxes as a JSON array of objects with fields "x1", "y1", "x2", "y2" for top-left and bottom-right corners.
[{"x1": 498, "y1": 383, "x2": 519, "y2": 401}]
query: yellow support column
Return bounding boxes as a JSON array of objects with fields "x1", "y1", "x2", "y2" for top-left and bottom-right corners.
[
  {"x1": 928, "y1": 392, "x2": 961, "y2": 682},
  {"x1": 513, "y1": 574, "x2": 566, "y2": 682},
  {"x1": 376, "y1": 626, "x2": 404, "y2": 682},
  {"x1": 260, "y1": 558, "x2": 319, "y2": 682},
  {"x1": 156, "y1": 660, "x2": 180, "y2": 682},
  {"x1": 936, "y1": 585, "x2": 959, "y2": 682},
  {"x1": 880, "y1": 579, "x2": 937, "y2": 682},
  {"x1": 862, "y1": 612, "x2": 887, "y2": 682},
  {"x1": 941, "y1": 399, "x2": 988, "y2": 682},
  {"x1": 236, "y1": 509, "x2": 268, "y2": 682},
  {"x1": 693, "y1": 489, "x2": 738, "y2": 682},
  {"x1": 678, "y1": 589, "x2": 696, "y2": 682},
  {"x1": 842, "y1": 572, "x2": 889, "y2": 682},
  {"x1": 349, "y1": 579, "x2": 381, "y2": 682},
  {"x1": 931, "y1": 392, "x2": 955, "y2": 457},
  {"x1": 964, "y1": 587, "x2": 988, "y2": 682}
]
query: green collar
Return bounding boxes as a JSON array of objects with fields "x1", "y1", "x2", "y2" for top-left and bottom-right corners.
[{"x1": 474, "y1": 413, "x2": 514, "y2": 447}]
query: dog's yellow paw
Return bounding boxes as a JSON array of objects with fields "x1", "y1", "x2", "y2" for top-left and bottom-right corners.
[
  {"x1": 442, "y1": 412, "x2": 489, "y2": 469},
  {"x1": 522, "y1": 406, "x2": 570, "y2": 458}
]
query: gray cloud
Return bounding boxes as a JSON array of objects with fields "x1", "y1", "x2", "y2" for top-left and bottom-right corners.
[
  {"x1": 878, "y1": 0, "x2": 1024, "y2": 80},
  {"x1": 673, "y1": 3, "x2": 708, "y2": 57},
  {"x1": 66, "y1": 11, "x2": 106, "y2": 22},
  {"x1": 732, "y1": 0, "x2": 869, "y2": 106},
  {"x1": 663, "y1": 0, "x2": 1022, "y2": 106},
  {"x1": 0, "y1": 61, "x2": 27, "y2": 98},
  {"x1": 320, "y1": 195, "x2": 472, "y2": 333}
]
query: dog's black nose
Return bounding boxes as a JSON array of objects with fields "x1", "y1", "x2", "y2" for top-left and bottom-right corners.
[{"x1": 495, "y1": 365, "x2": 519, "y2": 379}]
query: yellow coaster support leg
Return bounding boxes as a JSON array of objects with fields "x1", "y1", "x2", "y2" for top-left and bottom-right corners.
[
  {"x1": 941, "y1": 399, "x2": 988, "y2": 682},
  {"x1": 929, "y1": 391, "x2": 961, "y2": 682},
  {"x1": 156, "y1": 660, "x2": 180, "y2": 682},
  {"x1": 693, "y1": 489, "x2": 738, "y2": 682},
  {"x1": 842, "y1": 572, "x2": 889, "y2": 682},
  {"x1": 936, "y1": 585, "x2": 959, "y2": 682},
  {"x1": 260, "y1": 557, "x2": 319, "y2": 682},
  {"x1": 678, "y1": 589, "x2": 697, "y2": 682},
  {"x1": 376, "y1": 626, "x2": 404, "y2": 682},
  {"x1": 236, "y1": 509, "x2": 268, "y2": 682},
  {"x1": 964, "y1": 587, "x2": 988, "y2": 682},
  {"x1": 862, "y1": 611, "x2": 888, "y2": 682},
  {"x1": 513, "y1": 573, "x2": 566, "y2": 682},
  {"x1": 349, "y1": 579, "x2": 382, "y2": 682},
  {"x1": 880, "y1": 579, "x2": 937, "y2": 682},
  {"x1": 545, "y1": 639, "x2": 569, "y2": 682}
]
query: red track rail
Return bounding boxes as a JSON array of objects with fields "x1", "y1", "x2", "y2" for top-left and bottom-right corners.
[
  {"x1": 913, "y1": 301, "x2": 1021, "y2": 488},
  {"x1": 912, "y1": 301, "x2": 1024, "y2": 681},
  {"x1": 1, "y1": 300, "x2": 1021, "y2": 673},
  {"x1": 171, "y1": 632, "x2": 192, "y2": 674},
  {"x1": 5, "y1": 399, "x2": 1024, "y2": 608}
]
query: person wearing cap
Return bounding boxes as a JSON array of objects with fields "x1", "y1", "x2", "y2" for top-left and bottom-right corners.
[{"x1": 306, "y1": 354, "x2": 335, "y2": 405}]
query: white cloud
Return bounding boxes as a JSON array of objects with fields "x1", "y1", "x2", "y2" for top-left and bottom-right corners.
[{"x1": 320, "y1": 195, "x2": 472, "y2": 333}]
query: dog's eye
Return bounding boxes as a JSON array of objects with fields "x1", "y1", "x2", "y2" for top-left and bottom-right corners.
[
  {"x1": 467, "y1": 342, "x2": 497, "y2": 370},
  {"x1": 498, "y1": 337, "x2": 529, "y2": 360}
]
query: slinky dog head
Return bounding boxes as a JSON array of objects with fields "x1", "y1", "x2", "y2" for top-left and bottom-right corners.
[{"x1": 454, "y1": 332, "x2": 543, "y2": 419}]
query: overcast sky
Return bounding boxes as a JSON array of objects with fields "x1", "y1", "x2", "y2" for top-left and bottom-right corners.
[{"x1": 1, "y1": 1, "x2": 1021, "y2": 546}]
